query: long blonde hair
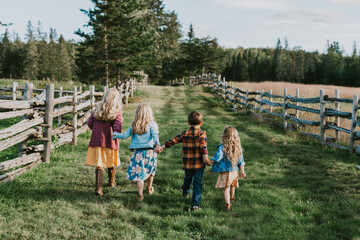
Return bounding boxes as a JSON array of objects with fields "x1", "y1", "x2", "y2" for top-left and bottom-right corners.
[
  {"x1": 94, "y1": 88, "x2": 122, "y2": 121},
  {"x1": 222, "y1": 126, "x2": 243, "y2": 166},
  {"x1": 131, "y1": 103, "x2": 155, "y2": 135}
]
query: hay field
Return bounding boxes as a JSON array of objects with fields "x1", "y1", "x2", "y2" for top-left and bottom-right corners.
[{"x1": 231, "y1": 81, "x2": 360, "y2": 145}]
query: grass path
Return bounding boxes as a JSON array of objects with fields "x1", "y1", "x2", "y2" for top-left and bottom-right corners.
[{"x1": 0, "y1": 85, "x2": 359, "y2": 240}]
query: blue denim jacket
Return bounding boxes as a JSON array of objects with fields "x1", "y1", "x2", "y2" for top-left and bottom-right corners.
[
  {"x1": 211, "y1": 144, "x2": 244, "y2": 172},
  {"x1": 112, "y1": 121, "x2": 160, "y2": 149}
]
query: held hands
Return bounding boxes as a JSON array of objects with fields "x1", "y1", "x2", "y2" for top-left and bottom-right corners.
[
  {"x1": 112, "y1": 132, "x2": 121, "y2": 139},
  {"x1": 154, "y1": 145, "x2": 165, "y2": 153},
  {"x1": 202, "y1": 155, "x2": 212, "y2": 166}
]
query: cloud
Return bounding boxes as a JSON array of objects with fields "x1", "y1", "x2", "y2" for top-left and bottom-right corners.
[
  {"x1": 271, "y1": 9, "x2": 343, "y2": 25},
  {"x1": 213, "y1": 0, "x2": 292, "y2": 10},
  {"x1": 325, "y1": 0, "x2": 360, "y2": 5}
]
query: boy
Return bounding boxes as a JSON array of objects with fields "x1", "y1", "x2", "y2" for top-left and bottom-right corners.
[{"x1": 161, "y1": 111, "x2": 211, "y2": 210}]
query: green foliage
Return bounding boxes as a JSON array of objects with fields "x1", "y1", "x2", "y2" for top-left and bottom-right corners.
[
  {"x1": 221, "y1": 39, "x2": 360, "y2": 87},
  {"x1": 0, "y1": 21, "x2": 76, "y2": 82},
  {"x1": 0, "y1": 85, "x2": 359, "y2": 239}
]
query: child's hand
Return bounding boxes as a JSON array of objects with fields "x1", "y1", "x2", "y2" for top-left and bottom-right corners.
[
  {"x1": 241, "y1": 172, "x2": 246, "y2": 179},
  {"x1": 202, "y1": 155, "x2": 212, "y2": 166},
  {"x1": 112, "y1": 132, "x2": 120, "y2": 139},
  {"x1": 154, "y1": 145, "x2": 162, "y2": 153}
]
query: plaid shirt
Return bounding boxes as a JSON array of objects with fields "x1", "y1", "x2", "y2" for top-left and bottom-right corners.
[{"x1": 165, "y1": 125, "x2": 208, "y2": 169}]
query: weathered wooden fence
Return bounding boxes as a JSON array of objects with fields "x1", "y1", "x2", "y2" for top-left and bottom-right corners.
[
  {"x1": 0, "y1": 79, "x2": 137, "y2": 182},
  {"x1": 191, "y1": 74, "x2": 360, "y2": 155}
]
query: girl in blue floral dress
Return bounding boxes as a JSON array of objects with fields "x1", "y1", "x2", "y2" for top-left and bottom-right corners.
[{"x1": 113, "y1": 103, "x2": 162, "y2": 202}]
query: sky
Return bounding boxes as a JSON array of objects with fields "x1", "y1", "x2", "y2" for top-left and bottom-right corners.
[{"x1": 1, "y1": 0, "x2": 360, "y2": 55}]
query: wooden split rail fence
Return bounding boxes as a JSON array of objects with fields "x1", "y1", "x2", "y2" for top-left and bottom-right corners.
[
  {"x1": 191, "y1": 74, "x2": 360, "y2": 155},
  {"x1": 0, "y1": 79, "x2": 137, "y2": 182}
]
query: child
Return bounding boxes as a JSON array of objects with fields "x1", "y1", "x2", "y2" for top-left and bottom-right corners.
[
  {"x1": 112, "y1": 103, "x2": 161, "y2": 202},
  {"x1": 85, "y1": 88, "x2": 123, "y2": 196},
  {"x1": 161, "y1": 111, "x2": 211, "y2": 211},
  {"x1": 211, "y1": 126, "x2": 246, "y2": 210}
]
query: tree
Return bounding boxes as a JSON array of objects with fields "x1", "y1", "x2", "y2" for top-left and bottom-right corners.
[
  {"x1": 23, "y1": 21, "x2": 39, "y2": 80},
  {"x1": 76, "y1": 0, "x2": 157, "y2": 86}
]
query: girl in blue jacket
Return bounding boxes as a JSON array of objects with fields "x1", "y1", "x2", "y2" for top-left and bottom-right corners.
[
  {"x1": 212, "y1": 126, "x2": 246, "y2": 210},
  {"x1": 113, "y1": 103, "x2": 162, "y2": 202}
]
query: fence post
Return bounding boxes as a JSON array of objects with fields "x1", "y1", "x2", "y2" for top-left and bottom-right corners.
[
  {"x1": 270, "y1": 89, "x2": 273, "y2": 115},
  {"x1": 12, "y1": 82, "x2": 18, "y2": 101},
  {"x1": 223, "y1": 78, "x2": 226, "y2": 100},
  {"x1": 44, "y1": 84, "x2": 54, "y2": 163},
  {"x1": 72, "y1": 87, "x2": 78, "y2": 146},
  {"x1": 19, "y1": 83, "x2": 33, "y2": 156},
  {"x1": 295, "y1": 89, "x2": 299, "y2": 129},
  {"x1": 90, "y1": 85, "x2": 95, "y2": 112},
  {"x1": 283, "y1": 89, "x2": 288, "y2": 131},
  {"x1": 254, "y1": 90, "x2": 258, "y2": 110},
  {"x1": 58, "y1": 86, "x2": 63, "y2": 127},
  {"x1": 335, "y1": 89, "x2": 340, "y2": 142},
  {"x1": 349, "y1": 95, "x2": 359, "y2": 153},
  {"x1": 245, "y1": 90, "x2": 249, "y2": 112},
  {"x1": 131, "y1": 79, "x2": 134, "y2": 98},
  {"x1": 259, "y1": 90, "x2": 264, "y2": 119},
  {"x1": 320, "y1": 89, "x2": 326, "y2": 145}
]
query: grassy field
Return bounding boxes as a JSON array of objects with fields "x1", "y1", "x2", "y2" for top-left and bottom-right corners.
[{"x1": 0, "y1": 85, "x2": 359, "y2": 239}]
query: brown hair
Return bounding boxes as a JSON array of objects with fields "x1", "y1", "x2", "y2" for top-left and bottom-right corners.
[
  {"x1": 222, "y1": 126, "x2": 243, "y2": 166},
  {"x1": 131, "y1": 103, "x2": 155, "y2": 135},
  {"x1": 188, "y1": 111, "x2": 203, "y2": 125},
  {"x1": 94, "y1": 88, "x2": 122, "y2": 121}
]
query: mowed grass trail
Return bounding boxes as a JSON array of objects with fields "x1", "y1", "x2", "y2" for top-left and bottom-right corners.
[{"x1": 0, "y1": 85, "x2": 359, "y2": 240}]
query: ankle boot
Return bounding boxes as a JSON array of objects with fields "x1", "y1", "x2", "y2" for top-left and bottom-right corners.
[
  {"x1": 108, "y1": 167, "x2": 116, "y2": 187},
  {"x1": 95, "y1": 168, "x2": 104, "y2": 196}
]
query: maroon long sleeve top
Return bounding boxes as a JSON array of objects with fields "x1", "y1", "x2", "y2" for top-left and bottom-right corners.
[{"x1": 87, "y1": 110, "x2": 122, "y2": 149}]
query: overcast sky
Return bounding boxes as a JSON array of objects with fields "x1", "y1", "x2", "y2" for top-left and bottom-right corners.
[{"x1": 1, "y1": 0, "x2": 359, "y2": 55}]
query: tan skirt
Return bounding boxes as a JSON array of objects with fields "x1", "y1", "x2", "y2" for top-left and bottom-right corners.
[
  {"x1": 215, "y1": 171, "x2": 239, "y2": 189},
  {"x1": 85, "y1": 147, "x2": 120, "y2": 168}
]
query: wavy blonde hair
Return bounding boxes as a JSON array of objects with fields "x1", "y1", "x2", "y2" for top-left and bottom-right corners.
[
  {"x1": 131, "y1": 103, "x2": 154, "y2": 135},
  {"x1": 94, "y1": 88, "x2": 122, "y2": 121},
  {"x1": 222, "y1": 126, "x2": 243, "y2": 166}
]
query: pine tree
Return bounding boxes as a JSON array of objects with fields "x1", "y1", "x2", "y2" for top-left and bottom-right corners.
[
  {"x1": 23, "y1": 21, "x2": 39, "y2": 80},
  {"x1": 76, "y1": 0, "x2": 157, "y2": 86}
]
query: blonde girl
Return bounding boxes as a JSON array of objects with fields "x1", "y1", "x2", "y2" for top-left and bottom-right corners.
[
  {"x1": 85, "y1": 88, "x2": 123, "y2": 196},
  {"x1": 211, "y1": 126, "x2": 246, "y2": 210},
  {"x1": 113, "y1": 103, "x2": 161, "y2": 202}
]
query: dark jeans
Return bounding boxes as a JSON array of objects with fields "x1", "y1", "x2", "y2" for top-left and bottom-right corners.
[{"x1": 182, "y1": 167, "x2": 205, "y2": 207}]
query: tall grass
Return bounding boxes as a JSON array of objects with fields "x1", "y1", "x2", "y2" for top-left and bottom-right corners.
[{"x1": 0, "y1": 85, "x2": 359, "y2": 239}]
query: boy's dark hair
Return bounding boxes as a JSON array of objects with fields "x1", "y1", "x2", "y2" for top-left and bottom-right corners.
[{"x1": 188, "y1": 111, "x2": 203, "y2": 125}]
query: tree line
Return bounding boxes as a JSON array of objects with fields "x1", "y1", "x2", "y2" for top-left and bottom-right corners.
[{"x1": 1, "y1": 0, "x2": 360, "y2": 87}]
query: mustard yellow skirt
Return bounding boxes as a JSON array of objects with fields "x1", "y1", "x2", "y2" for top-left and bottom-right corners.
[
  {"x1": 215, "y1": 171, "x2": 239, "y2": 189},
  {"x1": 85, "y1": 147, "x2": 120, "y2": 168}
]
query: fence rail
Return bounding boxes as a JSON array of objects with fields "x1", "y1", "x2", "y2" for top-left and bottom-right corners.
[
  {"x1": 190, "y1": 74, "x2": 360, "y2": 155},
  {"x1": 0, "y1": 79, "x2": 137, "y2": 182}
]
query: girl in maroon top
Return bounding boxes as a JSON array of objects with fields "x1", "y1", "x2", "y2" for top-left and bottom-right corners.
[{"x1": 85, "y1": 88, "x2": 122, "y2": 196}]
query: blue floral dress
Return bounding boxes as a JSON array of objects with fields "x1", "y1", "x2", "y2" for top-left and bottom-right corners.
[{"x1": 126, "y1": 149, "x2": 157, "y2": 181}]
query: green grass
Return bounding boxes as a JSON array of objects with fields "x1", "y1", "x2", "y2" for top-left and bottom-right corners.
[{"x1": 0, "y1": 85, "x2": 359, "y2": 239}]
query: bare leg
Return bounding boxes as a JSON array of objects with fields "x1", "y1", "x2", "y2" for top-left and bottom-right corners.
[
  {"x1": 224, "y1": 187, "x2": 231, "y2": 204},
  {"x1": 137, "y1": 180, "x2": 144, "y2": 201},
  {"x1": 146, "y1": 175, "x2": 154, "y2": 194},
  {"x1": 230, "y1": 186, "x2": 235, "y2": 201}
]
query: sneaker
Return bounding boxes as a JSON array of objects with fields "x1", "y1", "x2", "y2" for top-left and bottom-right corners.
[
  {"x1": 180, "y1": 185, "x2": 189, "y2": 198},
  {"x1": 191, "y1": 206, "x2": 201, "y2": 211}
]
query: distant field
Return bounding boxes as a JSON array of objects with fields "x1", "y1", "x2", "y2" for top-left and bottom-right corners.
[
  {"x1": 231, "y1": 81, "x2": 360, "y2": 99},
  {"x1": 231, "y1": 81, "x2": 360, "y2": 146}
]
